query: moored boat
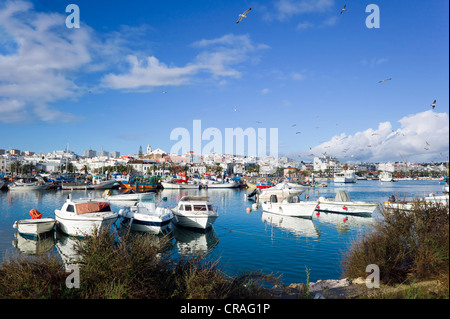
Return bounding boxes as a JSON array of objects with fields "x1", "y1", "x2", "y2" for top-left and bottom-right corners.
[
  {"x1": 334, "y1": 170, "x2": 356, "y2": 183},
  {"x1": 379, "y1": 171, "x2": 394, "y2": 182},
  {"x1": 8, "y1": 179, "x2": 48, "y2": 191},
  {"x1": 119, "y1": 202, "x2": 173, "y2": 233},
  {"x1": 171, "y1": 196, "x2": 218, "y2": 229},
  {"x1": 256, "y1": 182, "x2": 306, "y2": 202},
  {"x1": 54, "y1": 195, "x2": 118, "y2": 237},
  {"x1": 316, "y1": 190, "x2": 379, "y2": 216},
  {"x1": 261, "y1": 194, "x2": 318, "y2": 218},
  {"x1": 13, "y1": 209, "x2": 56, "y2": 238}
]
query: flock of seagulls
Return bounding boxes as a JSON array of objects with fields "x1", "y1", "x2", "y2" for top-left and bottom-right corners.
[{"x1": 228, "y1": 6, "x2": 440, "y2": 159}]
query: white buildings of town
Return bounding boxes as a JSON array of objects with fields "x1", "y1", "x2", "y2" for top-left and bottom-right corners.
[{"x1": 0, "y1": 144, "x2": 447, "y2": 178}]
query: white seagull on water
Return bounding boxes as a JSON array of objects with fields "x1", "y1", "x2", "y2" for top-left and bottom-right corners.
[{"x1": 236, "y1": 8, "x2": 252, "y2": 24}]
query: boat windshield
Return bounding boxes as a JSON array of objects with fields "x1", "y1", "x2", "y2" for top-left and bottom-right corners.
[{"x1": 193, "y1": 205, "x2": 208, "y2": 211}]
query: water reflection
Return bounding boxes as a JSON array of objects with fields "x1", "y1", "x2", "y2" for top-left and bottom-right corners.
[
  {"x1": 172, "y1": 225, "x2": 219, "y2": 255},
  {"x1": 313, "y1": 212, "x2": 375, "y2": 234},
  {"x1": 261, "y1": 212, "x2": 320, "y2": 238},
  {"x1": 12, "y1": 231, "x2": 55, "y2": 255}
]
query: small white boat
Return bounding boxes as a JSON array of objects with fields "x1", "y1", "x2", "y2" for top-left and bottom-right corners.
[
  {"x1": 172, "y1": 196, "x2": 218, "y2": 229},
  {"x1": 256, "y1": 182, "x2": 306, "y2": 202},
  {"x1": 119, "y1": 202, "x2": 173, "y2": 233},
  {"x1": 8, "y1": 180, "x2": 48, "y2": 191},
  {"x1": 383, "y1": 193, "x2": 449, "y2": 212},
  {"x1": 334, "y1": 170, "x2": 357, "y2": 183},
  {"x1": 54, "y1": 195, "x2": 118, "y2": 237},
  {"x1": 316, "y1": 190, "x2": 379, "y2": 216},
  {"x1": 201, "y1": 180, "x2": 239, "y2": 188},
  {"x1": 91, "y1": 177, "x2": 117, "y2": 190},
  {"x1": 13, "y1": 218, "x2": 56, "y2": 237},
  {"x1": 261, "y1": 195, "x2": 318, "y2": 218},
  {"x1": 379, "y1": 171, "x2": 394, "y2": 182},
  {"x1": 161, "y1": 181, "x2": 200, "y2": 189},
  {"x1": 102, "y1": 189, "x2": 153, "y2": 201}
]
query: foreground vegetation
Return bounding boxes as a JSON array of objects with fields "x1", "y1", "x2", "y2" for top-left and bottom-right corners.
[
  {"x1": 1, "y1": 200, "x2": 448, "y2": 299},
  {"x1": 0, "y1": 230, "x2": 281, "y2": 299},
  {"x1": 341, "y1": 201, "x2": 449, "y2": 298}
]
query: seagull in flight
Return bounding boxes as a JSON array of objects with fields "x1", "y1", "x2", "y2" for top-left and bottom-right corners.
[
  {"x1": 340, "y1": 4, "x2": 346, "y2": 14},
  {"x1": 431, "y1": 99, "x2": 436, "y2": 109},
  {"x1": 378, "y1": 78, "x2": 392, "y2": 83},
  {"x1": 236, "y1": 8, "x2": 252, "y2": 24},
  {"x1": 296, "y1": 131, "x2": 301, "y2": 134},
  {"x1": 232, "y1": 107, "x2": 238, "y2": 112}
]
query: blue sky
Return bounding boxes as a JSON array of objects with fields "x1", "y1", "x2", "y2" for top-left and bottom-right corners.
[{"x1": 0, "y1": 0, "x2": 448, "y2": 163}]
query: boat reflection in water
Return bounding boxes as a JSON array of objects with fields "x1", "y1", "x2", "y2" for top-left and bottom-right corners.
[
  {"x1": 12, "y1": 231, "x2": 55, "y2": 255},
  {"x1": 261, "y1": 211, "x2": 320, "y2": 239},
  {"x1": 172, "y1": 225, "x2": 219, "y2": 255},
  {"x1": 313, "y1": 212, "x2": 376, "y2": 234}
]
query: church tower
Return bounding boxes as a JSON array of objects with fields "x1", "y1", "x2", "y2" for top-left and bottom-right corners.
[{"x1": 146, "y1": 144, "x2": 152, "y2": 155}]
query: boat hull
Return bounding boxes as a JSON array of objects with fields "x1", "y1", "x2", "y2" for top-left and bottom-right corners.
[
  {"x1": 261, "y1": 201, "x2": 318, "y2": 218},
  {"x1": 9, "y1": 184, "x2": 48, "y2": 191},
  {"x1": 172, "y1": 212, "x2": 218, "y2": 229},
  {"x1": 316, "y1": 201, "x2": 379, "y2": 216},
  {"x1": 161, "y1": 182, "x2": 199, "y2": 189},
  {"x1": 13, "y1": 218, "x2": 56, "y2": 236},
  {"x1": 54, "y1": 210, "x2": 118, "y2": 237}
]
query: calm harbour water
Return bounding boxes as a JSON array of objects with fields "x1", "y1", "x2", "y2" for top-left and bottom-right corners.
[{"x1": 0, "y1": 179, "x2": 445, "y2": 285}]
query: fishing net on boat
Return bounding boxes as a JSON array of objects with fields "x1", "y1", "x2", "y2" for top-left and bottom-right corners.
[{"x1": 335, "y1": 190, "x2": 351, "y2": 202}]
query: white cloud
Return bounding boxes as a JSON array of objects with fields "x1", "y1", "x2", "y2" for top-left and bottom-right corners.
[
  {"x1": 265, "y1": 0, "x2": 334, "y2": 21},
  {"x1": 102, "y1": 34, "x2": 269, "y2": 91},
  {"x1": 0, "y1": 0, "x2": 93, "y2": 123},
  {"x1": 306, "y1": 111, "x2": 449, "y2": 162}
]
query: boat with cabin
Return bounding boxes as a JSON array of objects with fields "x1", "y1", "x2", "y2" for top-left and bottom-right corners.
[
  {"x1": 250, "y1": 182, "x2": 307, "y2": 202},
  {"x1": 334, "y1": 170, "x2": 356, "y2": 183},
  {"x1": 119, "y1": 202, "x2": 173, "y2": 233},
  {"x1": 54, "y1": 195, "x2": 118, "y2": 237},
  {"x1": 171, "y1": 196, "x2": 218, "y2": 229},
  {"x1": 379, "y1": 171, "x2": 394, "y2": 182}
]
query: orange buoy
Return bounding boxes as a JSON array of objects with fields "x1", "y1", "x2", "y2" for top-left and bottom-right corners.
[{"x1": 246, "y1": 207, "x2": 252, "y2": 213}]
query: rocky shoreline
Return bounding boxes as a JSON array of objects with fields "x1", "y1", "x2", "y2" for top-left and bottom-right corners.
[{"x1": 270, "y1": 278, "x2": 370, "y2": 299}]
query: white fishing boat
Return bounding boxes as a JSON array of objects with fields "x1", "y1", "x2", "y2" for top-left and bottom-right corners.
[
  {"x1": 334, "y1": 170, "x2": 356, "y2": 183},
  {"x1": 261, "y1": 195, "x2": 318, "y2": 218},
  {"x1": 383, "y1": 193, "x2": 449, "y2": 212},
  {"x1": 119, "y1": 202, "x2": 173, "y2": 233},
  {"x1": 91, "y1": 175, "x2": 118, "y2": 189},
  {"x1": 102, "y1": 189, "x2": 153, "y2": 201},
  {"x1": 255, "y1": 182, "x2": 306, "y2": 202},
  {"x1": 316, "y1": 190, "x2": 379, "y2": 216},
  {"x1": 54, "y1": 195, "x2": 118, "y2": 237},
  {"x1": 8, "y1": 180, "x2": 48, "y2": 191},
  {"x1": 171, "y1": 196, "x2": 218, "y2": 229},
  {"x1": 201, "y1": 180, "x2": 239, "y2": 188},
  {"x1": 379, "y1": 171, "x2": 394, "y2": 182},
  {"x1": 161, "y1": 181, "x2": 200, "y2": 189}
]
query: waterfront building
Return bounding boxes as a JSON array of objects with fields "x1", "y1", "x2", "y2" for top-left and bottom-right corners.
[{"x1": 84, "y1": 149, "x2": 97, "y2": 158}]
